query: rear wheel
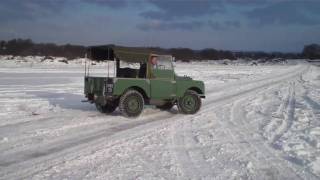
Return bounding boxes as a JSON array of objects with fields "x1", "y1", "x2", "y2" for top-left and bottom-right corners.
[
  {"x1": 156, "y1": 102, "x2": 174, "y2": 110},
  {"x1": 178, "y1": 90, "x2": 201, "y2": 114},
  {"x1": 119, "y1": 90, "x2": 144, "y2": 117}
]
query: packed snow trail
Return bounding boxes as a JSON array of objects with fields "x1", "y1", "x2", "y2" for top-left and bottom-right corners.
[{"x1": 0, "y1": 59, "x2": 319, "y2": 179}]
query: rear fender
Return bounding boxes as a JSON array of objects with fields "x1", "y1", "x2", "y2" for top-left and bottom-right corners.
[{"x1": 113, "y1": 78, "x2": 150, "y2": 98}]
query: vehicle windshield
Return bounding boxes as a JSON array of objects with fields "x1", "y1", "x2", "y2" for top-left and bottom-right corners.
[{"x1": 155, "y1": 55, "x2": 173, "y2": 70}]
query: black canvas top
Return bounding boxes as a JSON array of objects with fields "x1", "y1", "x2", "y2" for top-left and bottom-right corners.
[{"x1": 87, "y1": 45, "x2": 166, "y2": 62}]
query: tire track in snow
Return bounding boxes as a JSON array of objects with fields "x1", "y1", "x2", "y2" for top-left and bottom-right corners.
[
  {"x1": 263, "y1": 82, "x2": 296, "y2": 144},
  {"x1": 206, "y1": 64, "x2": 304, "y2": 95},
  {"x1": 233, "y1": 84, "x2": 319, "y2": 180},
  {"x1": 0, "y1": 112, "x2": 177, "y2": 179},
  {"x1": 0, "y1": 64, "x2": 310, "y2": 179},
  {"x1": 0, "y1": 109, "x2": 174, "y2": 155},
  {"x1": 168, "y1": 65, "x2": 311, "y2": 180},
  {"x1": 303, "y1": 95, "x2": 320, "y2": 124},
  {"x1": 135, "y1": 150, "x2": 176, "y2": 180},
  {"x1": 205, "y1": 107, "x2": 258, "y2": 179},
  {"x1": 170, "y1": 116, "x2": 218, "y2": 179},
  {"x1": 3, "y1": 75, "x2": 275, "y2": 180},
  {"x1": 229, "y1": 97, "x2": 304, "y2": 180},
  {"x1": 278, "y1": 79, "x2": 320, "y2": 178},
  {"x1": 1, "y1": 120, "x2": 176, "y2": 179},
  {"x1": 207, "y1": 84, "x2": 293, "y2": 179},
  {"x1": 168, "y1": 67, "x2": 308, "y2": 177},
  {"x1": 170, "y1": 120, "x2": 199, "y2": 179},
  {"x1": 273, "y1": 82, "x2": 296, "y2": 144}
]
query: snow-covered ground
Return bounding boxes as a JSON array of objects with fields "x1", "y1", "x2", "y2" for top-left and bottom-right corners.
[{"x1": 0, "y1": 56, "x2": 319, "y2": 179}]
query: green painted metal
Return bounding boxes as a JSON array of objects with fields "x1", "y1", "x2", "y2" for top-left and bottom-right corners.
[
  {"x1": 175, "y1": 78, "x2": 205, "y2": 97},
  {"x1": 150, "y1": 79, "x2": 175, "y2": 99},
  {"x1": 113, "y1": 78, "x2": 150, "y2": 97},
  {"x1": 84, "y1": 76, "x2": 105, "y2": 96},
  {"x1": 84, "y1": 49, "x2": 205, "y2": 107},
  {"x1": 85, "y1": 74, "x2": 205, "y2": 102},
  {"x1": 153, "y1": 69, "x2": 174, "y2": 79}
]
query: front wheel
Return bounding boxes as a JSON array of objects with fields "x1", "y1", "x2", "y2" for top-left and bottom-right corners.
[
  {"x1": 178, "y1": 90, "x2": 201, "y2": 114},
  {"x1": 119, "y1": 90, "x2": 144, "y2": 117}
]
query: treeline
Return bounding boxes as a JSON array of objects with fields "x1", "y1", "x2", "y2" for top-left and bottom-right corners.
[
  {"x1": 0, "y1": 38, "x2": 318, "y2": 60},
  {"x1": 152, "y1": 48, "x2": 302, "y2": 61},
  {"x1": 302, "y1": 44, "x2": 320, "y2": 60},
  {"x1": 0, "y1": 39, "x2": 85, "y2": 59}
]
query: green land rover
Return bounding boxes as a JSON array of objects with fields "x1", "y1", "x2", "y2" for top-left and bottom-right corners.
[{"x1": 84, "y1": 46, "x2": 205, "y2": 117}]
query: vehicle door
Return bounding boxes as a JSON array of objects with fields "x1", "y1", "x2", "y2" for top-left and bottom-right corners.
[{"x1": 149, "y1": 55, "x2": 176, "y2": 99}]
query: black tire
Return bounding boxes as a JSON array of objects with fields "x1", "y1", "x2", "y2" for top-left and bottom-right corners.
[
  {"x1": 119, "y1": 90, "x2": 144, "y2": 117},
  {"x1": 95, "y1": 103, "x2": 117, "y2": 114},
  {"x1": 156, "y1": 102, "x2": 174, "y2": 110},
  {"x1": 178, "y1": 90, "x2": 201, "y2": 114}
]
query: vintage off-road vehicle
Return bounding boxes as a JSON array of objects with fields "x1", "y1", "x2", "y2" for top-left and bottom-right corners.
[{"x1": 84, "y1": 46, "x2": 205, "y2": 117}]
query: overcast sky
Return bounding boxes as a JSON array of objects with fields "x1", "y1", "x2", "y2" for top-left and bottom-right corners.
[{"x1": 0, "y1": 0, "x2": 320, "y2": 52}]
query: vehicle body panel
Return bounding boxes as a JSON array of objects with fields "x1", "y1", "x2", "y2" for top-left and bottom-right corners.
[
  {"x1": 113, "y1": 78, "x2": 150, "y2": 97},
  {"x1": 85, "y1": 75, "x2": 205, "y2": 101},
  {"x1": 84, "y1": 46, "x2": 205, "y2": 107},
  {"x1": 176, "y1": 79, "x2": 205, "y2": 97}
]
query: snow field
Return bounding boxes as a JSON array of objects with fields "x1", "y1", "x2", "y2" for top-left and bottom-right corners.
[{"x1": 0, "y1": 56, "x2": 319, "y2": 179}]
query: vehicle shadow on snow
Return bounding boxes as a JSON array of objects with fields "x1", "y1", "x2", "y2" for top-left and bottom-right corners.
[{"x1": 27, "y1": 91, "x2": 179, "y2": 116}]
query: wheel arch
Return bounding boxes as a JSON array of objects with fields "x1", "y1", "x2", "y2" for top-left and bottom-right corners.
[
  {"x1": 125, "y1": 86, "x2": 149, "y2": 100},
  {"x1": 188, "y1": 87, "x2": 205, "y2": 98},
  {"x1": 188, "y1": 87, "x2": 203, "y2": 95}
]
